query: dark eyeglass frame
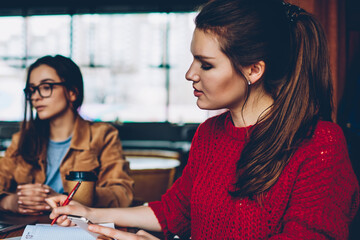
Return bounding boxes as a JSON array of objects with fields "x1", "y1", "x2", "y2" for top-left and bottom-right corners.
[{"x1": 23, "y1": 82, "x2": 66, "y2": 100}]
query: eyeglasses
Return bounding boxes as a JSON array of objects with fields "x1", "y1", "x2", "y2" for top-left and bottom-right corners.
[{"x1": 24, "y1": 82, "x2": 66, "y2": 100}]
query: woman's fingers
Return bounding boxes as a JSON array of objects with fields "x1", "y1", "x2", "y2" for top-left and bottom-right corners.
[
  {"x1": 47, "y1": 200, "x2": 89, "y2": 223},
  {"x1": 89, "y1": 224, "x2": 136, "y2": 240},
  {"x1": 136, "y1": 230, "x2": 160, "y2": 240},
  {"x1": 18, "y1": 190, "x2": 49, "y2": 197},
  {"x1": 18, "y1": 190, "x2": 48, "y2": 200},
  {"x1": 56, "y1": 215, "x2": 75, "y2": 227},
  {"x1": 49, "y1": 205, "x2": 74, "y2": 219},
  {"x1": 17, "y1": 192, "x2": 51, "y2": 212},
  {"x1": 18, "y1": 195, "x2": 47, "y2": 203},
  {"x1": 17, "y1": 194, "x2": 50, "y2": 213},
  {"x1": 17, "y1": 183, "x2": 50, "y2": 193},
  {"x1": 46, "y1": 196, "x2": 91, "y2": 227},
  {"x1": 89, "y1": 225, "x2": 160, "y2": 240},
  {"x1": 18, "y1": 202, "x2": 50, "y2": 211},
  {"x1": 18, "y1": 207, "x2": 43, "y2": 215},
  {"x1": 17, "y1": 184, "x2": 51, "y2": 205},
  {"x1": 45, "y1": 194, "x2": 68, "y2": 208}
]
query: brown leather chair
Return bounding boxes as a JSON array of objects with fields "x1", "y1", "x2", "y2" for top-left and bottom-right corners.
[{"x1": 124, "y1": 149, "x2": 180, "y2": 205}]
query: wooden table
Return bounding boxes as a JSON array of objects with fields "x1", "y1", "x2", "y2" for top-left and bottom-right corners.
[
  {"x1": 0, "y1": 212, "x2": 51, "y2": 238},
  {"x1": 1, "y1": 227, "x2": 23, "y2": 238}
]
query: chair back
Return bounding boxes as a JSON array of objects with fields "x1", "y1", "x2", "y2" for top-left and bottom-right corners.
[{"x1": 124, "y1": 149, "x2": 181, "y2": 204}]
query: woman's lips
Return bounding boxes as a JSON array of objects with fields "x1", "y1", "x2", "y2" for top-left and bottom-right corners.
[
  {"x1": 35, "y1": 106, "x2": 46, "y2": 111},
  {"x1": 193, "y1": 89, "x2": 203, "y2": 97}
]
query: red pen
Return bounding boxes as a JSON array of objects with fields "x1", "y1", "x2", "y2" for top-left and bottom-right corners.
[{"x1": 51, "y1": 181, "x2": 82, "y2": 225}]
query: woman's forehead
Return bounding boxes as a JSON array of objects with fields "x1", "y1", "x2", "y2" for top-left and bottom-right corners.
[
  {"x1": 29, "y1": 65, "x2": 60, "y2": 84},
  {"x1": 191, "y1": 29, "x2": 222, "y2": 57}
]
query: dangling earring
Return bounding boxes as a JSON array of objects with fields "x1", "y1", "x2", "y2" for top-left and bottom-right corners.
[{"x1": 248, "y1": 80, "x2": 251, "y2": 85}]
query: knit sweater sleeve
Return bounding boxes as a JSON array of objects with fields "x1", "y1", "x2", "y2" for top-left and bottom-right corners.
[
  {"x1": 149, "y1": 124, "x2": 203, "y2": 239},
  {"x1": 269, "y1": 122, "x2": 360, "y2": 240}
]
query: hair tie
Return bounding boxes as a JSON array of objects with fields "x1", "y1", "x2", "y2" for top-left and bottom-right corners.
[{"x1": 282, "y1": 2, "x2": 305, "y2": 22}]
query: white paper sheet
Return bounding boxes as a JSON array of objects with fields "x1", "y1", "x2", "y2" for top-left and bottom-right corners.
[{"x1": 20, "y1": 223, "x2": 114, "y2": 240}]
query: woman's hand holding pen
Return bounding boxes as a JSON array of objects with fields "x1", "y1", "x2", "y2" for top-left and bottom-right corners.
[
  {"x1": 46, "y1": 195, "x2": 160, "y2": 240},
  {"x1": 46, "y1": 194, "x2": 93, "y2": 226}
]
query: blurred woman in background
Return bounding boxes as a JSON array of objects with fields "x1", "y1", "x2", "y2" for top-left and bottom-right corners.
[{"x1": 0, "y1": 55, "x2": 133, "y2": 215}]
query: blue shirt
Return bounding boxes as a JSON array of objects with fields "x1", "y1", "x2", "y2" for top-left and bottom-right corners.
[{"x1": 44, "y1": 136, "x2": 72, "y2": 193}]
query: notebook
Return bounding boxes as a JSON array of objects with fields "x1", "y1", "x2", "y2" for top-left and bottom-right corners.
[{"x1": 20, "y1": 223, "x2": 114, "y2": 240}]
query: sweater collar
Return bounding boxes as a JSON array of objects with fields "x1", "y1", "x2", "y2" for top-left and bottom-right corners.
[
  {"x1": 224, "y1": 111, "x2": 253, "y2": 141},
  {"x1": 70, "y1": 115, "x2": 91, "y2": 150}
]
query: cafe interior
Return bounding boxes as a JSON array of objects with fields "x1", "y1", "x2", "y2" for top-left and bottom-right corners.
[{"x1": 0, "y1": 0, "x2": 360, "y2": 239}]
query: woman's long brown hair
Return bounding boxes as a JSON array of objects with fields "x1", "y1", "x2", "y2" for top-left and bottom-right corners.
[
  {"x1": 195, "y1": 0, "x2": 333, "y2": 198},
  {"x1": 18, "y1": 55, "x2": 84, "y2": 169}
]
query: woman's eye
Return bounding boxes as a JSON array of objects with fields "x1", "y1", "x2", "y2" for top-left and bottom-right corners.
[
  {"x1": 41, "y1": 85, "x2": 51, "y2": 90},
  {"x1": 201, "y1": 64, "x2": 213, "y2": 70}
]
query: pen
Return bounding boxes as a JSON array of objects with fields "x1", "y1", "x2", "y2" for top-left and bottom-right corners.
[{"x1": 51, "y1": 180, "x2": 82, "y2": 225}]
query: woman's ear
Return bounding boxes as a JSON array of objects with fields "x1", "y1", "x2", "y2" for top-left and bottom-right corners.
[
  {"x1": 245, "y1": 61, "x2": 266, "y2": 85},
  {"x1": 69, "y1": 89, "x2": 78, "y2": 103}
]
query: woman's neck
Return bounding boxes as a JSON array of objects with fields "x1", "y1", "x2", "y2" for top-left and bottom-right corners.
[
  {"x1": 230, "y1": 87, "x2": 274, "y2": 128},
  {"x1": 49, "y1": 109, "x2": 77, "y2": 141}
]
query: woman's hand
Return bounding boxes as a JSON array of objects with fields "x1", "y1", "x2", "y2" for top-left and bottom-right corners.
[
  {"x1": 6, "y1": 183, "x2": 58, "y2": 215},
  {"x1": 47, "y1": 197, "x2": 162, "y2": 234},
  {"x1": 46, "y1": 194, "x2": 93, "y2": 226},
  {"x1": 0, "y1": 193, "x2": 19, "y2": 213},
  {"x1": 0, "y1": 183, "x2": 59, "y2": 215},
  {"x1": 88, "y1": 224, "x2": 160, "y2": 240}
]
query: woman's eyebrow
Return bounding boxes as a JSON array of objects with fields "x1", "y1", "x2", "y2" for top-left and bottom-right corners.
[
  {"x1": 194, "y1": 55, "x2": 216, "y2": 60},
  {"x1": 40, "y1": 78, "x2": 56, "y2": 83},
  {"x1": 28, "y1": 78, "x2": 56, "y2": 86}
]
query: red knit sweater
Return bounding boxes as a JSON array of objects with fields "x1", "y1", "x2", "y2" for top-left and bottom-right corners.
[{"x1": 149, "y1": 112, "x2": 360, "y2": 239}]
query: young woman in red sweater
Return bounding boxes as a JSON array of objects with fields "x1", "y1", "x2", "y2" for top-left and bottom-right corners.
[{"x1": 47, "y1": 0, "x2": 360, "y2": 239}]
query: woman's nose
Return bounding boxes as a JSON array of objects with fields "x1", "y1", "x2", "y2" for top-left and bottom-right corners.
[
  {"x1": 30, "y1": 89, "x2": 42, "y2": 101},
  {"x1": 185, "y1": 63, "x2": 200, "y2": 82}
]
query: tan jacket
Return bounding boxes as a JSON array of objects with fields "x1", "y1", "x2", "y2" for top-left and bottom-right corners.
[{"x1": 0, "y1": 116, "x2": 134, "y2": 208}]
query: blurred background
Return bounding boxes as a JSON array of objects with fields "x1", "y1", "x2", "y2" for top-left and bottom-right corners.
[{"x1": 0, "y1": 1, "x2": 208, "y2": 123}]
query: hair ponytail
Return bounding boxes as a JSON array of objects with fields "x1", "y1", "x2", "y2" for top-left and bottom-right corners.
[{"x1": 233, "y1": 4, "x2": 333, "y2": 199}]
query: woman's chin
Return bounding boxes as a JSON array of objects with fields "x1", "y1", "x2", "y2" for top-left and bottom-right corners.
[{"x1": 197, "y1": 102, "x2": 222, "y2": 111}]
